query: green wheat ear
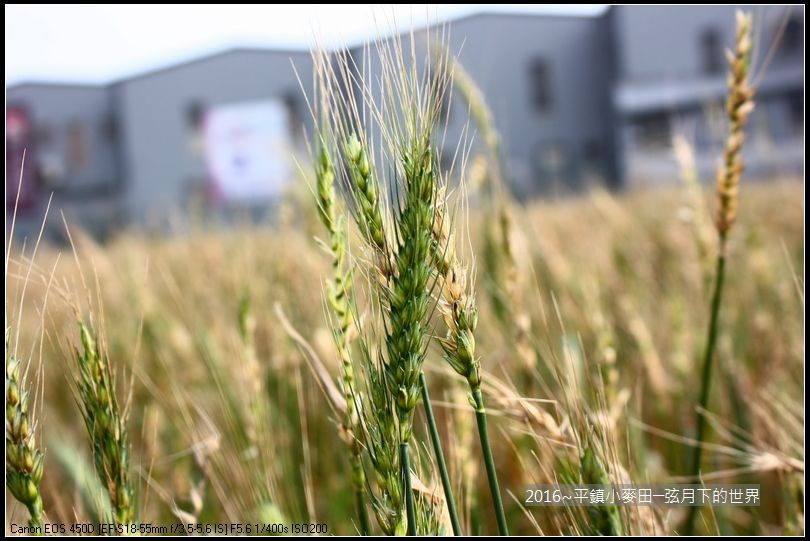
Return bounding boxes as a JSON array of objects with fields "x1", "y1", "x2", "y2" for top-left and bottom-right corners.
[
  {"x1": 73, "y1": 320, "x2": 135, "y2": 527},
  {"x1": 6, "y1": 328, "x2": 46, "y2": 533},
  {"x1": 313, "y1": 138, "x2": 370, "y2": 535}
]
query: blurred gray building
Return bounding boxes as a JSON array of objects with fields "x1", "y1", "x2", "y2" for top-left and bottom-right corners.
[
  {"x1": 609, "y1": 5, "x2": 804, "y2": 185},
  {"x1": 6, "y1": 6, "x2": 804, "y2": 236},
  {"x1": 7, "y1": 49, "x2": 313, "y2": 235}
]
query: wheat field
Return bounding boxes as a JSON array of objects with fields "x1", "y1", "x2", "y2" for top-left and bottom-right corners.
[
  {"x1": 6, "y1": 174, "x2": 804, "y2": 535},
  {"x1": 5, "y1": 13, "x2": 805, "y2": 537}
]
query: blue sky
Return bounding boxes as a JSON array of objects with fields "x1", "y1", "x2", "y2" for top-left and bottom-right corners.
[{"x1": 5, "y1": 4, "x2": 606, "y2": 85}]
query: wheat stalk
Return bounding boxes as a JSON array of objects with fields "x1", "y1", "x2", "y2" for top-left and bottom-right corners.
[
  {"x1": 432, "y1": 190, "x2": 509, "y2": 535},
  {"x1": 686, "y1": 11, "x2": 755, "y2": 535}
]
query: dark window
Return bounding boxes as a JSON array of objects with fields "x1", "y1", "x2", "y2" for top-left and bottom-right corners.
[
  {"x1": 185, "y1": 102, "x2": 206, "y2": 159},
  {"x1": 783, "y1": 16, "x2": 802, "y2": 53},
  {"x1": 529, "y1": 59, "x2": 552, "y2": 112},
  {"x1": 282, "y1": 91, "x2": 302, "y2": 138},
  {"x1": 281, "y1": 91, "x2": 297, "y2": 118},
  {"x1": 186, "y1": 101, "x2": 205, "y2": 131},
  {"x1": 700, "y1": 28, "x2": 724, "y2": 75}
]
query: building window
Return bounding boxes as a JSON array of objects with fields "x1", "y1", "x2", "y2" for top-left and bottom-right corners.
[
  {"x1": 528, "y1": 58, "x2": 552, "y2": 112},
  {"x1": 186, "y1": 101, "x2": 206, "y2": 158},
  {"x1": 700, "y1": 28, "x2": 724, "y2": 75},
  {"x1": 186, "y1": 101, "x2": 205, "y2": 131},
  {"x1": 282, "y1": 91, "x2": 302, "y2": 139},
  {"x1": 782, "y1": 16, "x2": 802, "y2": 54}
]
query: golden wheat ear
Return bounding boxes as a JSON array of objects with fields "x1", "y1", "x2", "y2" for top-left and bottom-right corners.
[
  {"x1": 715, "y1": 10, "x2": 755, "y2": 238},
  {"x1": 686, "y1": 10, "x2": 756, "y2": 536}
]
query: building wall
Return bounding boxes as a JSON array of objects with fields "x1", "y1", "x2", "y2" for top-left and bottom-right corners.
[
  {"x1": 6, "y1": 8, "x2": 804, "y2": 235},
  {"x1": 113, "y1": 49, "x2": 314, "y2": 225},
  {"x1": 345, "y1": 13, "x2": 614, "y2": 200},
  {"x1": 613, "y1": 5, "x2": 738, "y2": 82},
  {"x1": 437, "y1": 13, "x2": 616, "y2": 195}
]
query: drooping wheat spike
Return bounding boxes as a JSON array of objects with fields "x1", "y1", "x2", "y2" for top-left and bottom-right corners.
[
  {"x1": 431, "y1": 190, "x2": 509, "y2": 535},
  {"x1": 314, "y1": 140, "x2": 370, "y2": 535},
  {"x1": 6, "y1": 329, "x2": 45, "y2": 533},
  {"x1": 686, "y1": 11, "x2": 755, "y2": 535},
  {"x1": 74, "y1": 320, "x2": 135, "y2": 527}
]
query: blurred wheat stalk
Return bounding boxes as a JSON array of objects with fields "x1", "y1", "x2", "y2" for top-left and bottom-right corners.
[{"x1": 686, "y1": 10, "x2": 755, "y2": 535}]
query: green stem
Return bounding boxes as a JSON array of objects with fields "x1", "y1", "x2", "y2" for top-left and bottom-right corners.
[
  {"x1": 685, "y1": 246, "x2": 727, "y2": 536},
  {"x1": 351, "y1": 454, "x2": 370, "y2": 535},
  {"x1": 419, "y1": 372, "x2": 462, "y2": 535},
  {"x1": 472, "y1": 388, "x2": 508, "y2": 535},
  {"x1": 401, "y1": 443, "x2": 416, "y2": 536},
  {"x1": 25, "y1": 495, "x2": 44, "y2": 535}
]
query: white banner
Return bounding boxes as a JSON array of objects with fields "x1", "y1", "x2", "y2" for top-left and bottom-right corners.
[{"x1": 203, "y1": 99, "x2": 291, "y2": 201}]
